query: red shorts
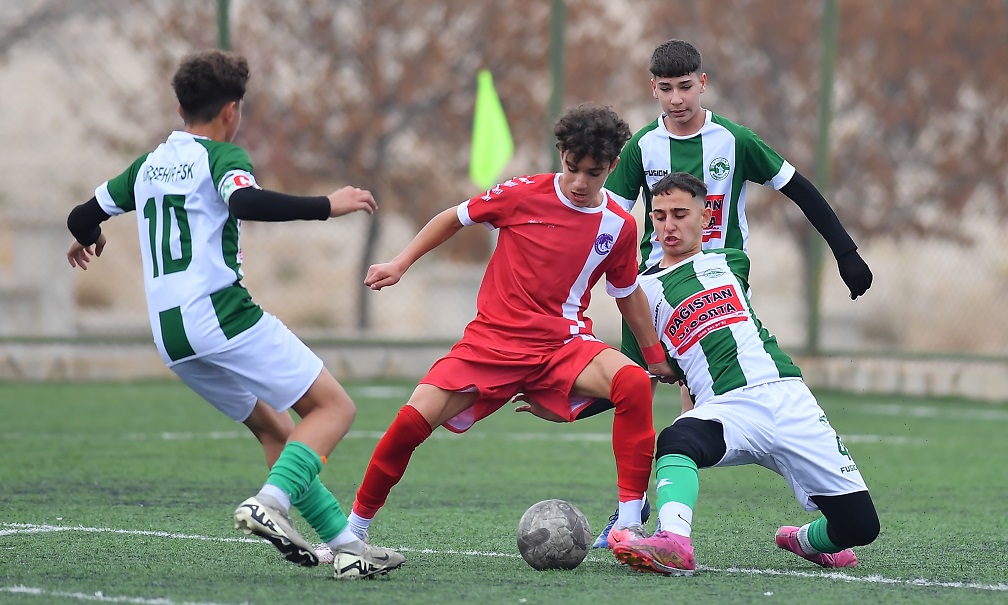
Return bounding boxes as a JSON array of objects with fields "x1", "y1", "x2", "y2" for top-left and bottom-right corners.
[{"x1": 421, "y1": 336, "x2": 612, "y2": 433}]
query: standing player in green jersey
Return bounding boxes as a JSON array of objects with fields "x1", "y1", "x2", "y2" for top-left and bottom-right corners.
[
  {"x1": 605, "y1": 39, "x2": 872, "y2": 293},
  {"x1": 611, "y1": 172, "x2": 879, "y2": 575},
  {"x1": 592, "y1": 38, "x2": 872, "y2": 547},
  {"x1": 65, "y1": 49, "x2": 403, "y2": 579}
]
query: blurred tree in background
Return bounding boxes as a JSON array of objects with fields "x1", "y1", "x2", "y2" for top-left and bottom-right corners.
[
  {"x1": 3, "y1": 0, "x2": 1007, "y2": 334},
  {"x1": 6, "y1": 0, "x2": 1007, "y2": 240}
]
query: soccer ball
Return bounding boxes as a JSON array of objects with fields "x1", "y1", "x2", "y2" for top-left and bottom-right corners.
[{"x1": 516, "y1": 499, "x2": 592, "y2": 570}]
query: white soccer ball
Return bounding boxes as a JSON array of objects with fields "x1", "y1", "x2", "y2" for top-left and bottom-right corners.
[{"x1": 516, "y1": 499, "x2": 592, "y2": 570}]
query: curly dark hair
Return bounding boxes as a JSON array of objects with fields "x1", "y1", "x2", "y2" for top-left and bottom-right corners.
[
  {"x1": 552, "y1": 102, "x2": 631, "y2": 166},
  {"x1": 649, "y1": 39, "x2": 702, "y2": 79},
  {"x1": 171, "y1": 49, "x2": 250, "y2": 125}
]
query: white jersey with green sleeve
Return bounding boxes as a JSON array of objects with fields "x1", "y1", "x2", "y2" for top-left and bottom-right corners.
[
  {"x1": 623, "y1": 248, "x2": 802, "y2": 405},
  {"x1": 93, "y1": 131, "x2": 264, "y2": 365},
  {"x1": 605, "y1": 110, "x2": 795, "y2": 269}
]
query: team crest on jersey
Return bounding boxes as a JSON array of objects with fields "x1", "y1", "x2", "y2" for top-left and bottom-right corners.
[
  {"x1": 709, "y1": 157, "x2": 730, "y2": 181},
  {"x1": 594, "y1": 233, "x2": 614, "y2": 256}
]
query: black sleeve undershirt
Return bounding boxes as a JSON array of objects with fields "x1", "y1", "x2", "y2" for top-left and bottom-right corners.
[
  {"x1": 67, "y1": 197, "x2": 110, "y2": 247},
  {"x1": 67, "y1": 188, "x2": 330, "y2": 246},
  {"x1": 228, "y1": 187, "x2": 329, "y2": 222},
  {"x1": 780, "y1": 171, "x2": 857, "y2": 258}
]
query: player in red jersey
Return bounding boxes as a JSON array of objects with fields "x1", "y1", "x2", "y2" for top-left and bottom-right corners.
[{"x1": 345, "y1": 103, "x2": 676, "y2": 556}]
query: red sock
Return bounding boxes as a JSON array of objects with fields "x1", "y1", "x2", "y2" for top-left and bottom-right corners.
[
  {"x1": 352, "y1": 405, "x2": 433, "y2": 518},
  {"x1": 610, "y1": 365, "x2": 655, "y2": 502}
]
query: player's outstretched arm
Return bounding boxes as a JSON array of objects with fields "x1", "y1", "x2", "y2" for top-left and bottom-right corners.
[
  {"x1": 364, "y1": 207, "x2": 465, "y2": 291},
  {"x1": 781, "y1": 171, "x2": 873, "y2": 299},
  {"x1": 228, "y1": 186, "x2": 376, "y2": 222}
]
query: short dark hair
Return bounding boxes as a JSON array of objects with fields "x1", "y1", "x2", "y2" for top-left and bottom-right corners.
[
  {"x1": 553, "y1": 102, "x2": 631, "y2": 166},
  {"x1": 649, "y1": 39, "x2": 702, "y2": 79},
  {"x1": 651, "y1": 171, "x2": 707, "y2": 200},
  {"x1": 171, "y1": 49, "x2": 250, "y2": 124}
]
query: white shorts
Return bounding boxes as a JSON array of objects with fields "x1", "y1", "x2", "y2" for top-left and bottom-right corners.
[
  {"x1": 679, "y1": 378, "x2": 867, "y2": 511},
  {"x1": 170, "y1": 312, "x2": 324, "y2": 422}
]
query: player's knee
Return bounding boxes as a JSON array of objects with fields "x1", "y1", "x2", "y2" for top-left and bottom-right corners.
[
  {"x1": 316, "y1": 393, "x2": 356, "y2": 429},
  {"x1": 817, "y1": 491, "x2": 880, "y2": 547},
  {"x1": 609, "y1": 364, "x2": 651, "y2": 402},
  {"x1": 655, "y1": 417, "x2": 726, "y2": 468},
  {"x1": 834, "y1": 503, "x2": 880, "y2": 547}
]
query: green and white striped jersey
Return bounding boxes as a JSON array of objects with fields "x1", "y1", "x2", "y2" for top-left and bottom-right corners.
[
  {"x1": 623, "y1": 248, "x2": 802, "y2": 404},
  {"x1": 605, "y1": 110, "x2": 795, "y2": 269},
  {"x1": 94, "y1": 131, "x2": 264, "y2": 365}
]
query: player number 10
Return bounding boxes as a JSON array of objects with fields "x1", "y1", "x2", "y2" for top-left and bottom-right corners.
[{"x1": 143, "y1": 195, "x2": 193, "y2": 278}]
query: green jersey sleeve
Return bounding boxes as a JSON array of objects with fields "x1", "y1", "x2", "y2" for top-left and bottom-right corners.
[
  {"x1": 721, "y1": 248, "x2": 752, "y2": 293},
  {"x1": 198, "y1": 140, "x2": 255, "y2": 191},
  {"x1": 103, "y1": 153, "x2": 151, "y2": 213},
  {"x1": 737, "y1": 126, "x2": 789, "y2": 189}
]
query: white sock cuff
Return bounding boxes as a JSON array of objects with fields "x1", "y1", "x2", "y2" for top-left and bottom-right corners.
[
  {"x1": 796, "y1": 523, "x2": 819, "y2": 555},
  {"x1": 346, "y1": 511, "x2": 373, "y2": 540},
  {"x1": 258, "y1": 484, "x2": 291, "y2": 512},
  {"x1": 657, "y1": 502, "x2": 693, "y2": 537},
  {"x1": 327, "y1": 524, "x2": 360, "y2": 549},
  {"x1": 617, "y1": 499, "x2": 644, "y2": 527}
]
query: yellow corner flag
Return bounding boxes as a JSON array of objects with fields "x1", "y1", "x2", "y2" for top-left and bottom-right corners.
[{"x1": 469, "y1": 69, "x2": 514, "y2": 190}]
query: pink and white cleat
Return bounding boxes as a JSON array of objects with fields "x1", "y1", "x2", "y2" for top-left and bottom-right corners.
[
  {"x1": 612, "y1": 530, "x2": 696, "y2": 576},
  {"x1": 775, "y1": 526, "x2": 857, "y2": 568}
]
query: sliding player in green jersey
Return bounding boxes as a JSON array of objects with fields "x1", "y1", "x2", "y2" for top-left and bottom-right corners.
[
  {"x1": 66, "y1": 49, "x2": 402, "y2": 579},
  {"x1": 611, "y1": 172, "x2": 879, "y2": 574}
]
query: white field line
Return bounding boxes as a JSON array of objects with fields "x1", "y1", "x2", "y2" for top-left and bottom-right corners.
[
  {"x1": 2, "y1": 523, "x2": 1006, "y2": 593},
  {"x1": 0, "y1": 585, "x2": 243, "y2": 605}
]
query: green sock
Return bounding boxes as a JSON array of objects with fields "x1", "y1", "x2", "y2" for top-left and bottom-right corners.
[
  {"x1": 291, "y1": 476, "x2": 348, "y2": 543},
  {"x1": 806, "y1": 516, "x2": 840, "y2": 553},
  {"x1": 266, "y1": 441, "x2": 323, "y2": 503},
  {"x1": 655, "y1": 454, "x2": 699, "y2": 509},
  {"x1": 654, "y1": 454, "x2": 699, "y2": 535}
]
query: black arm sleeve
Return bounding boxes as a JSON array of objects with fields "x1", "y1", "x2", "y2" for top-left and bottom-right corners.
[
  {"x1": 228, "y1": 187, "x2": 330, "y2": 221},
  {"x1": 780, "y1": 171, "x2": 857, "y2": 258},
  {"x1": 67, "y1": 197, "x2": 111, "y2": 246}
]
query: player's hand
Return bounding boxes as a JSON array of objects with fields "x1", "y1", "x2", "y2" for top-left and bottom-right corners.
[
  {"x1": 648, "y1": 360, "x2": 679, "y2": 383},
  {"x1": 327, "y1": 186, "x2": 377, "y2": 217},
  {"x1": 837, "y1": 249, "x2": 872, "y2": 300},
  {"x1": 66, "y1": 233, "x2": 106, "y2": 270},
  {"x1": 364, "y1": 261, "x2": 405, "y2": 290},
  {"x1": 512, "y1": 393, "x2": 567, "y2": 423}
]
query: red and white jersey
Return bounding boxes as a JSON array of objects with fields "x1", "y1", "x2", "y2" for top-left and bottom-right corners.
[{"x1": 456, "y1": 173, "x2": 640, "y2": 353}]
